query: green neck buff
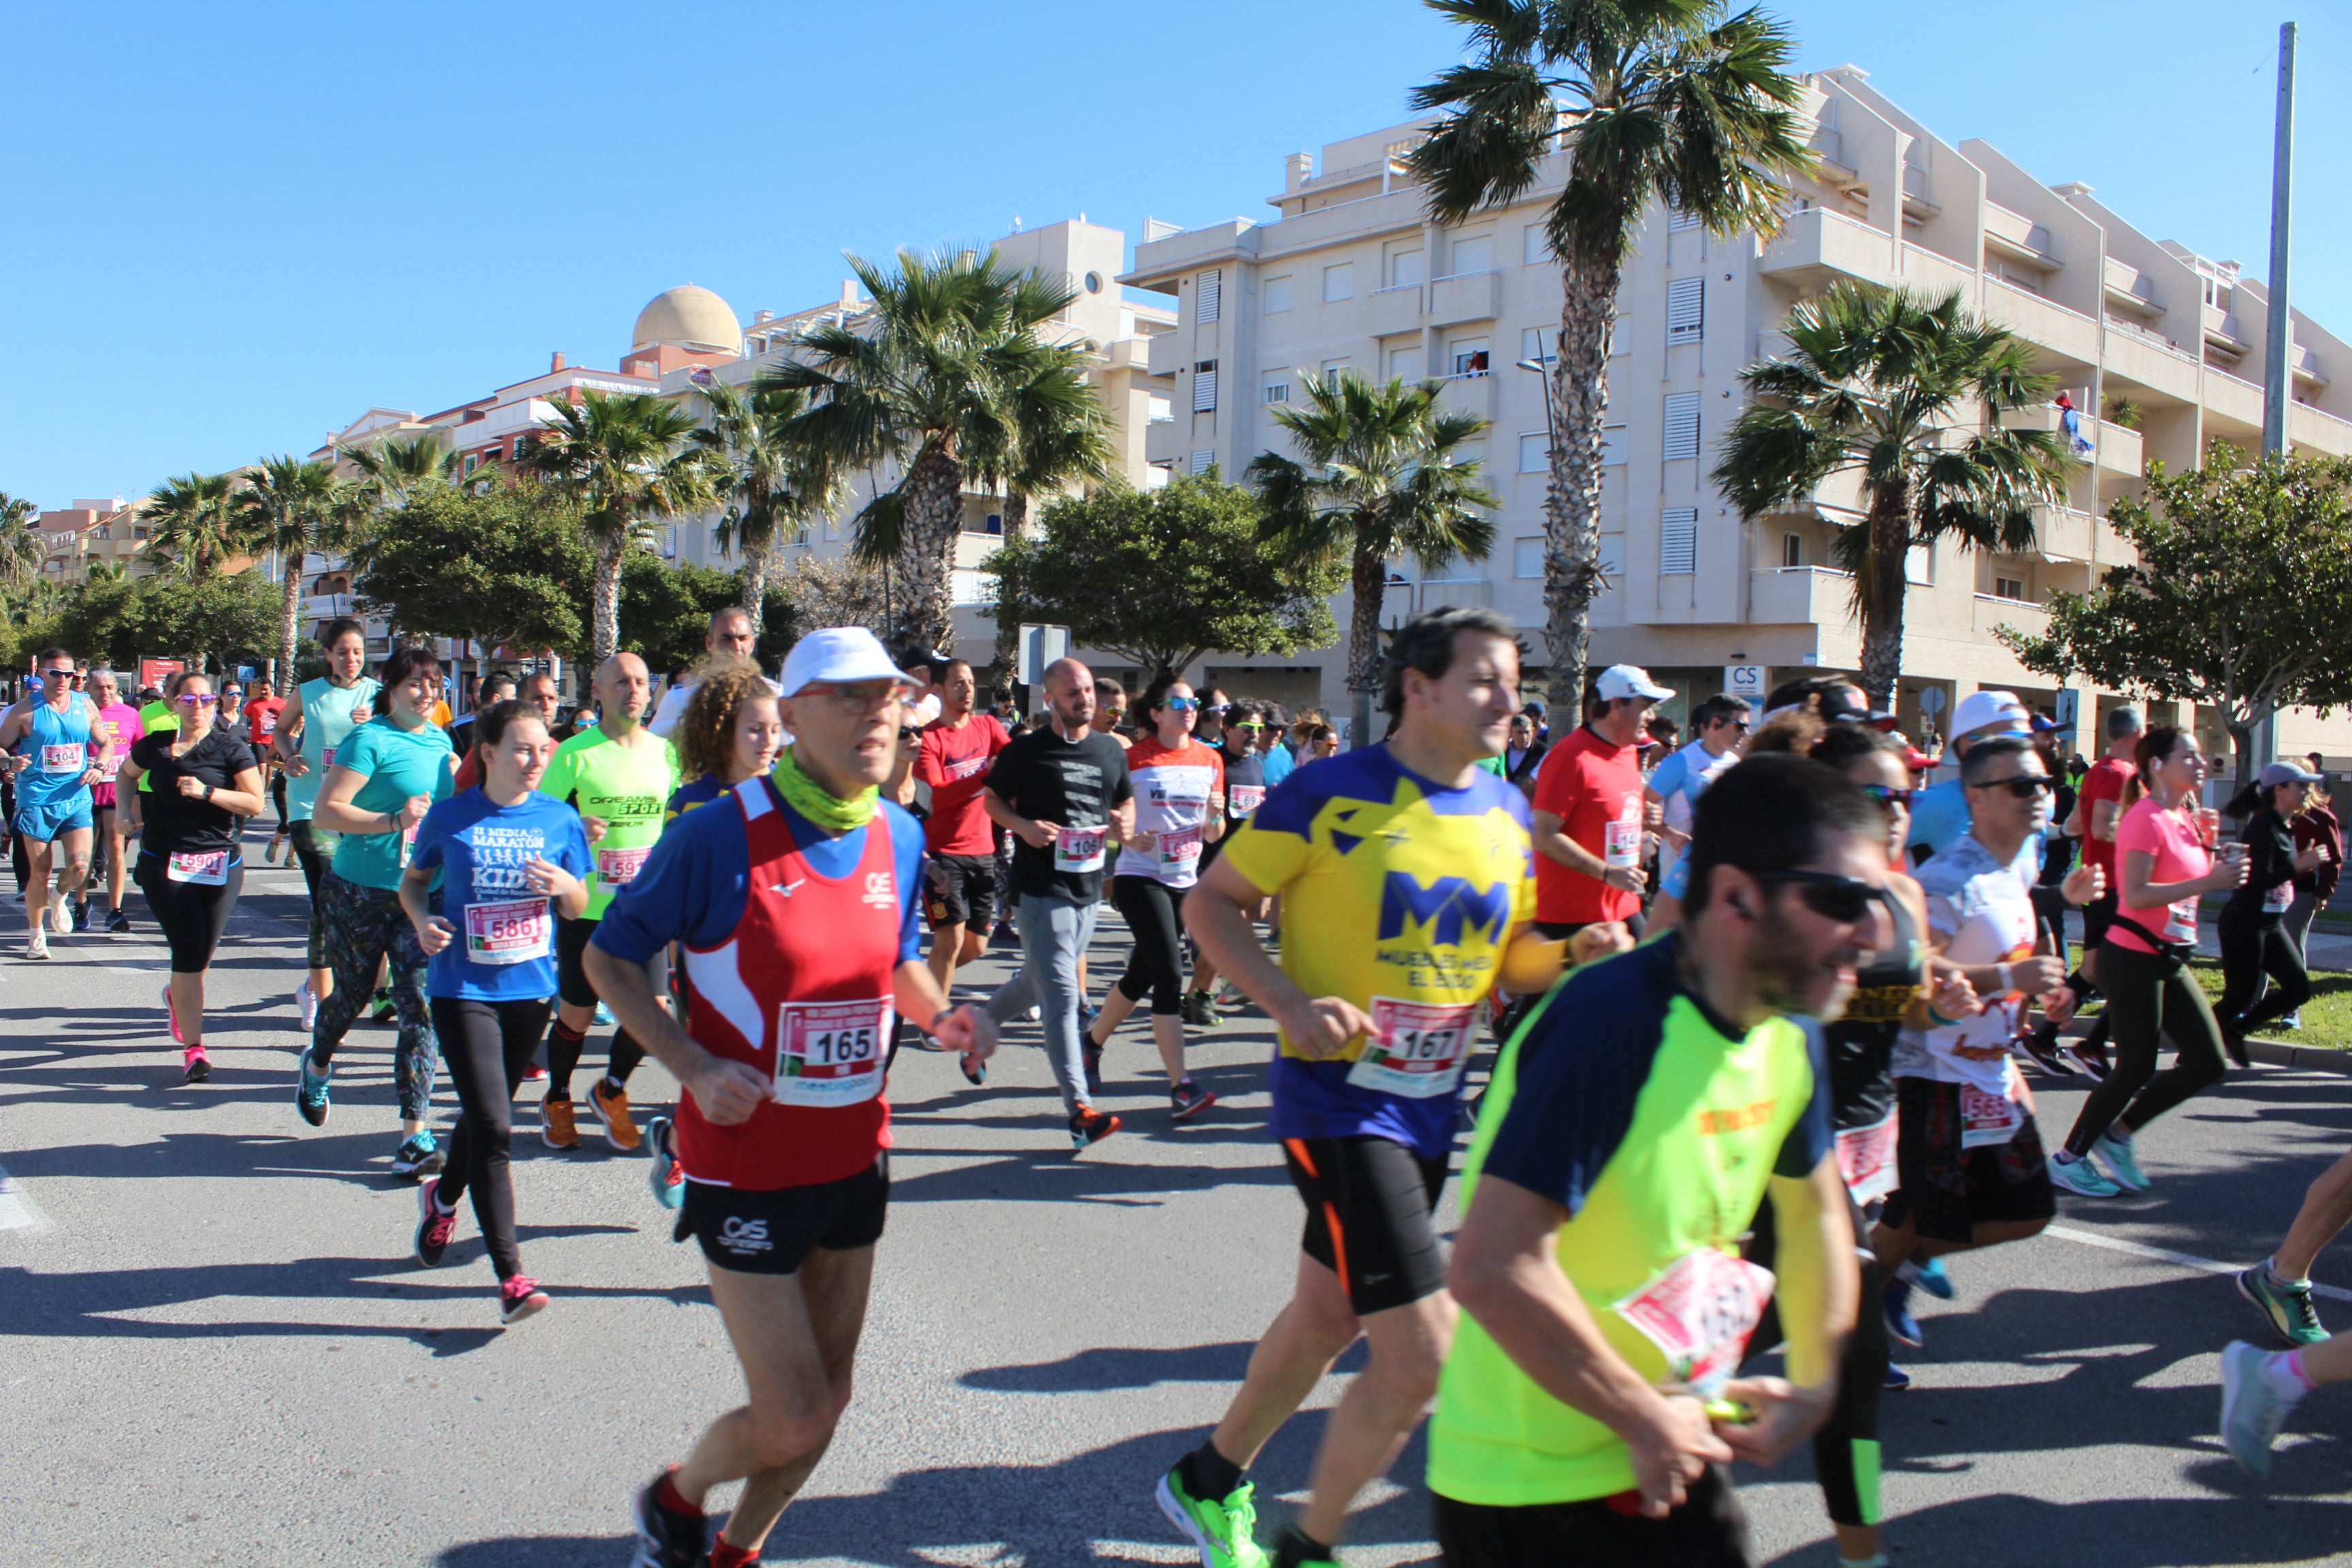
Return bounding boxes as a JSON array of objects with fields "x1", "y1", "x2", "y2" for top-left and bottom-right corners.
[{"x1": 771, "y1": 745, "x2": 878, "y2": 833}]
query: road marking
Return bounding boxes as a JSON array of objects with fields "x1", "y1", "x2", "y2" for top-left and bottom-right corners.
[
  {"x1": 0, "y1": 1164, "x2": 51, "y2": 1232},
  {"x1": 2046, "y1": 1223, "x2": 2352, "y2": 1302}
]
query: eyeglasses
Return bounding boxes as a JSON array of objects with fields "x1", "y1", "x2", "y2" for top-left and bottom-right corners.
[
  {"x1": 1162, "y1": 696, "x2": 1200, "y2": 713},
  {"x1": 797, "y1": 680, "x2": 907, "y2": 714},
  {"x1": 1755, "y1": 868, "x2": 1881, "y2": 924},
  {"x1": 1972, "y1": 774, "x2": 2055, "y2": 799},
  {"x1": 1857, "y1": 783, "x2": 1916, "y2": 808},
  {"x1": 176, "y1": 693, "x2": 219, "y2": 706}
]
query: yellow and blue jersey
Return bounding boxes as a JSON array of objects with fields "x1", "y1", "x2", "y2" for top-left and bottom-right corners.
[{"x1": 1219, "y1": 743, "x2": 1535, "y2": 1158}]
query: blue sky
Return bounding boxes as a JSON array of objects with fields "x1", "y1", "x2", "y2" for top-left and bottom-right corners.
[{"x1": 4, "y1": 1, "x2": 2345, "y2": 508}]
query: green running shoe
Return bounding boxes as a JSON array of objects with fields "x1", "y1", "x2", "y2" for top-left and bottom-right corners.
[
  {"x1": 2238, "y1": 1264, "x2": 2328, "y2": 1346},
  {"x1": 2048, "y1": 1152, "x2": 2120, "y2": 1198},
  {"x1": 1156, "y1": 1466, "x2": 1268, "y2": 1568},
  {"x1": 2091, "y1": 1132, "x2": 2150, "y2": 1192}
]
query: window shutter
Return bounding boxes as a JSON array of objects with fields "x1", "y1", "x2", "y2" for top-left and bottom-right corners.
[
  {"x1": 1668, "y1": 206, "x2": 1701, "y2": 232},
  {"x1": 1663, "y1": 393, "x2": 1701, "y2": 459},
  {"x1": 1666, "y1": 278, "x2": 1704, "y2": 344},
  {"x1": 1660, "y1": 509, "x2": 1699, "y2": 575},
  {"x1": 1197, "y1": 270, "x2": 1222, "y2": 323},
  {"x1": 1190, "y1": 450, "x2": 1215, "y2": 476},
  {"x1": 1600, "y1": 424, "x2": 1626, "y2": 466},
  {"x1": 1193, "y1": 360, "x2": 1218, "y2": 412}
]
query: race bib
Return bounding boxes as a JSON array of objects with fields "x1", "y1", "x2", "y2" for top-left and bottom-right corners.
[
  {"x1": 772, "y1": 997, "x2": 890, "y2": 1107},
  {"x1": 166, "y1": 849, "x2": 228, "y2": 885},
  {"x1": 2265, "y1": 881, "x2": 2293, "y2": 915},
  {"x1": 1156, "y1": 826, "x2": 1203, "y2": 874},
  {"x1": 1228, "y1": 785, "x2": 1265, "y2": 819},
  {"x1": 1054, "y1": 826, "x2": 1107, "y2": 874},
  {"x1": 1603, "y1": 817, "x2": 1642, "y2": 870},
  {"x1": 946, "y1": 755, "x2": 988, "y2": 781},
  {"x1": 321, "y1": 747, "x2": 337, "y2": 772},
  {"x1": 1614, "y1": 1247, "x2": 1776, "y2": 1395},
  {"x1": 1959, "y1": 1083, "x2": 2025, "y2": 1148},
  {"x1": 1344, "y1": 997, "x2": 1475, "y2": 1099},
  {"x1": 2161, "y1": 898, "x2": 2197, "y2": 945},
  {"x1": 465, "y1": 898, "x2": 551, "y2": 964},
  {"x1": 1835, "y1": 1111, "x2": 1897, "y2": 1205},
  {"x1": 97, "y1": 745, "x2": 123, "y2": 783},
  {"x1": 258, "y1": 712, "x2": 278, "y2": 737},
  {"x1": 596, "y1": 845, "x2": 652, "y2": 887},
  {"x1": 399, "y1": 820, "x2": 418, "y2": 869},
  {"x1": 40, "y1": 743, "x2": 83, "y2": 775}
]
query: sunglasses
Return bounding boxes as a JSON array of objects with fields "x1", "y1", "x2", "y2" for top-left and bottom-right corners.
[
  {"x1": 1972, "y1": 774, "x2": 2055, "y2": 799},
  {"x1": 1162, "y1": 696, "x2": 1200, "y2": 713},
  {"x1": 1232, "y1": 721, "x2": 1265, "y2": 733},
  {"x1": 1203, "y1": 704, "x2": 1230, "y2": 715},
  {"x1": 177, "y1": 693, "x2": 220, "y2": 706},
  {"x1": 1857, "y1": 783, "x2": 1916, "y2": 808},
  {"x1": 1755, "y1": 868, "x2": 1880, "y2": 924}
]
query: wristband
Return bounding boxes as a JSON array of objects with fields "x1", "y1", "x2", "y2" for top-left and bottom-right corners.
[
  {"x1": 930, "y1": 1006, "x2": 957, "y2": 1034},
  {"x1": 1995, "y1": 962, "x2": 2013, "y2": 994}
]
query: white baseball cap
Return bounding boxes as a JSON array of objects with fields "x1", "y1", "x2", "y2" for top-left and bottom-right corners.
[
  {"x1": 1595, "y1": 664, "x2": 1674, "y2": 703},
  {"x1": 1950, "y1": 689, "x2": 2031, "y2": 742},
  {"x1": 779, "y1": 627, "x2": 913, "y2": 697}
]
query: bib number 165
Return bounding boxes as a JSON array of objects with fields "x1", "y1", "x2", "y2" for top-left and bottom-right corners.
[{"x1": 773, "y1": 998, "x2": 891, "y2": 1108}]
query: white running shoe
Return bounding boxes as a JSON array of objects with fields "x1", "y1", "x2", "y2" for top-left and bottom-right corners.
[
  {"x1": 295, "y1": 979, "x2": 319, "y2": 1032},
  {"x1": 24, "y1": 931, "x2": 50, "y2": 961},
  {"x1": 47, "y1": 898, "x2": 69, "y2": 936}
]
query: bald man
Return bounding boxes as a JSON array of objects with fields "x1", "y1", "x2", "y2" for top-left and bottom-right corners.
[
  {"x1": 982, "y1": 658, "x2": 1137, "y2": 1152},
  {"x1": 536, "y1": 653, "x2": 683, "y2": 1154},
  {"x1": 649, "y1": 606, "x2": 782, "y2": 740}
]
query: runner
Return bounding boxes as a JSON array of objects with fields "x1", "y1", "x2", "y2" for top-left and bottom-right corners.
[
  {"x1": 1182, "y1": 700, "x2": 1269, "y2": 1026},
  {"x1": 245, "y1": 679, "x2": 289, "y2": 864},
  {"x1": 1529, "y1": 665, "x2": 1671, "y2": 942},
  {"x1": 273, "y1": 619, "x2": 382, "y2": 1029},
  {"x1": 1083, "y1": 676, "x2": 1224, "y2": 1122},
  {"x1": 913, "y1": 657, "x2": 1009, "y2": 996},
  {"x1": 589, "y1": 626, "x2": 995, "y2": 1568},
  {"x1": 294, "y1": 645, "x2": 455, "y2": 1179},
  {"x1": 1258, "y1": 708, "x2": 1295, "y2": 789},
  {"x1": 401, "y1": 697, "x2": 591, "y2": 1325},
  {"x1": 1092, "y1": 678, "x2": 1134, "y2": 750},
  {"x1": 86, "y1": 666, "x2": 145, "y2": 934},
  {"x1": 115, "y1": 672, "x2": 265, "y2": 1083},
  {"x1": 536, "y1": 652, "x2": 681, "y2": 1154},
  {"x1": 2029, "y1": 705, "x2": 2143, "y2": 1076},
  {"x1": 2215, "y1": 761, "x2": 2325, "y2": 1062},
  {"x1": 1904, "y1": 689, "x2": 2034, "y2": 866},
  {"x1": 647, "y1": 606, "x2": 776, "y2": 740},
  {"x1": 981, "y1": 657, "x2": 1134, "y2": 1144},
  {"x1": 1426, "y1": 752, "x2": 1878, "y2": 1568},
  {"x1": 1158, "y1": 608, "x2": 1584, "y2": 1568},
  {"x1": 0, "y1": 648, "x2": 111, "y2": 959},
  {"x1": 2049, "y1": 725, "x2": 2244, "y2": 1198},
  {"x1": 1647, "y1": 696, "x2": 1748, "y2": 894},
  {"x1": 2222, "y1": 1141, "x2": 2352, "y2": 1475},
  {"x1": 446, "y1": 672, "x2": 517, "y2": 790}
]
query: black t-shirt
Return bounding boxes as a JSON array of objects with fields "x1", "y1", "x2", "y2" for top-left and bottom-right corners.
[
  {"x1": 1219, "y1": 747, "x2": 1266, "y2": 831},
  {"x1": 2229, "y1": 804, "x2": 2298, "y2": 920},
  {"x1": 984, "y1": 726, "x2": 1132, "y2": 901},
  {"x1": 131, "y1": 729, "x2": 259, "y2": 855}
]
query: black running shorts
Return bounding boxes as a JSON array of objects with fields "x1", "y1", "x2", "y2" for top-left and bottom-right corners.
[
  {"x1": 1282, "y1": 1134, "x2": 1448, "y2": 1316},
  {"x1": 925, "y1": 853, "x2": 1000, "y2": 933},
  {"x1": 1879, "y1": 1077, "x2": 2055, "y2": 1245},
  {"x1": 555, "y1": 913, "x2": 600, "y2": 1009},
  {"x1": 1435, "y1": 1466, "x2": 1752, "y2": 1568},
  {"x1": 675, "y1": 1154, "x2": 889, "y2": 1275}
]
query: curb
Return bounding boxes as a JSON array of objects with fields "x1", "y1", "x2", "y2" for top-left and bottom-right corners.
[{"x1": 2247, "y1": 1037, "x2": 2352, "y2": 1074}]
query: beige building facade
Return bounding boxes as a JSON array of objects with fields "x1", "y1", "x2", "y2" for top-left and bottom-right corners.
[{"x1": 1122, "y1": 65, "x2": 2352, "y2": 758}]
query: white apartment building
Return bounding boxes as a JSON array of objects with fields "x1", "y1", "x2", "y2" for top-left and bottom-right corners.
[{"x1": 1122, "y1": 64, "x2": 2352, "y2": 756}]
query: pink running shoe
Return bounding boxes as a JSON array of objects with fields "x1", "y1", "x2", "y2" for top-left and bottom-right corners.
[{"x1": 499, "y1": 1276, "x2": 549, "y2": 1326}]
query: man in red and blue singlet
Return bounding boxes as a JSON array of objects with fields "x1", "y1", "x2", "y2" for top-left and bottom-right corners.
[{"x1": 587, "y1": 626, "x2": 996, "y2": 1568}]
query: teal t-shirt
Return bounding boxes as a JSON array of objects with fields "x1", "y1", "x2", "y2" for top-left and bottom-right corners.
[{"x1": 329, "y1": 717, "x2": 455, "y2": 890}]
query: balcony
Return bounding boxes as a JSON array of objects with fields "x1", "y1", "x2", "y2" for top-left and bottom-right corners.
[
  {"x1": 1409, "y1": 578, "x2": 1492, "y2": 614},
  {"x1": 2103, "y1": 256, "x2": 2161, "y2": 317},
  {"x1": 1759, "y1": 206, "x2": 1894, "y2": 289},
  {"x1": 1982, "y1": 203, "x2": 2058, "y2": 271},
  {"x1": 2293, "y1": 343, "x2": 2330, "y2": 387},
  {"x1": 1437, "y1": 372, "x2": 1497, "y2": 421},
  {"x1": 1974, "y1": 592, "x2": 2048, "y2": 638},
  {"x1": 1748, "y1": 564, "x2": 1855, "y2": 624},
  {"x1": 1428, "y1": 269, "x2": 1501, "y2": 327},
  {"x1": 1981, "y1": 277, "x2": 2100, "y2": 363},
  {"x1": 1145, "y1": 331, "x2": 1184, "y2": 378},
  {"x1": 1367, "y1": 282, "x2": 1424, "y2": 334},
  {"x1": 1998, "y1": 406, "x2": 2141, "y2": 480}
]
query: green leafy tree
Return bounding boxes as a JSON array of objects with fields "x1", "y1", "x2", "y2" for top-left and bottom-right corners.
[
  {"x1": 1999, "y1": 447, "x2": 2352, "y2": 787},
  {"x1": 144, "y1": 472, "x2": 242, "y2": 581},
  {"x1": 987, "y1": 474, "x2": 1343, "y2": 682},
  {"x1": 599, "y1": 552, "x2": 745, "y2": 674},
  {"x1": 349, "y1": 485, "x2": 591, "y2": 693},
  {"x1": 1248, "y1": 372, "x2": 1495, "y2": 745},
  {"x1": 517, "y1": 391, "x2": 719, "y2": 664},
  {"x1": 53, "y1": 572, "x2": 282, "y2": 675},
  {"x1": 691, "y1": 379, "x2": 845, "y2": 627},
  {"x1": 1410, "y1": 0, "x2": 1816, "y2": 710},
  {"x1": 235, "y1": 455, "x2": 350, "y2": 688},
  {"x1": 1714, "y1": 282, "x2": 2077, "y2": 704},
  {"x1": 0, "y1": 492, "x2": 47, "y2": 595}
]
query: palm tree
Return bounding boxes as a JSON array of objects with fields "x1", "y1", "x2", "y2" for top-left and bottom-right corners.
[
  {"x1": 0, "y1": 492, "x2": 48, "y2": 595},
  {"x1": 145, "y1": 472, "x2": 241, "y2": 580},
  {"x1": 1249, "y1": 371, "x2": 1497, "y2": 746},
  {"x1": 236, "y1": 455, "x2": 350, "y2": 689},
  {"x1": 1714, "y1": 282, "x2": 2076, "y2": 704},
  {"x1": 691, "y1": 379, "x2": 845, "y2": 629},
  {"x1": 517, "y1": 390, "x2": 717, "y2": 663},
  {"x1": 342, "y1": 433, "x2": 463, "y2": 508},
  {"x1": 989, "y1": 359, "x2": 1117, "y2": 538},
  {"x1": 764, "y1": 248, "x2": 1094, "y2": 649},
  {"x1": 1409, "y1": 0, "x2": 1816, "y2": 710}
]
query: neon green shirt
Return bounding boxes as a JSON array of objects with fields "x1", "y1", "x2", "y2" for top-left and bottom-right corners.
[{"x1": 536, "y1": 725, "x2": 681, "y2": 919}]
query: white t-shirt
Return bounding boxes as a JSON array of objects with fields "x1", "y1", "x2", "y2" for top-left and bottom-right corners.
[
  {"x1": 1893, "y1": 832, "x2": 2035, "y2": 1098},
  {"x1": 647, "y1": 672, "x2": 785, "y2": 740},
  {"x1": 1649, "y1": 739, "x2": 1740, "y2": 883}
]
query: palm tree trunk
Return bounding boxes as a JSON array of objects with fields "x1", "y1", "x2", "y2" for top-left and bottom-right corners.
[
  {"x1": 1541, "y1": 251, "x2": 1624, "y2": 716},
  {"x1": 739, "y1": 540, "x2": 771, "y2": 625},
  {"x1": 591, "y1": 530, "x2": 627, "y2": 665},
  {"x1": 1347, "y1": 542, "x2": 1387, "y2": 751},
  {"x1": 899, "y1": 446, "x2": 963, "y2": 651},
  {"x1": 278, "y1": 548, "x2": 303, "y2": 698},
  {"x1": 1004, "y1": 491, "x2": 1029, "y2": 537},
  {"x1": 1857, "y1": 487, "x2": 1912, "y2": 709}
]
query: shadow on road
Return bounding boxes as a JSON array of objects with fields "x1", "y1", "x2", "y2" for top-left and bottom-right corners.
[{"x1": 1757, "y1": 1490, "x2": 2352, "y2": 1567}]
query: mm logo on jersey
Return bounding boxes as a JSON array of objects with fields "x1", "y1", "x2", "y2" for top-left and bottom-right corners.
[{"x1": 1377, "y1": 873, "x2": 1510, "y2": 947}]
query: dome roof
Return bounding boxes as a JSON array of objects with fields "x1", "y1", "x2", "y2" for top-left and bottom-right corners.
[{"x1": 632, "y1": 284, "x2": 742, "y2": 353}]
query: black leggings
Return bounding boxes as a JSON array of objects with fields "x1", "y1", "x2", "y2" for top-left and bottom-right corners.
[
  {"x1": 288, "y1": 819, "x2": 336, "y2": 970},
  {"x1": 1110, "y1": 875, "x2": 1186, "y2": 1014},
  {"x1": 1745, "y1": 1194, "x2": 1884, "y2": 1529},
  {"x1": 429, "y1": 996, "x2": 551, "y2": 1281},
  {"x1": 2217, "y1": 905, "x2": 2310, "y2": 1036},
  {"x1": 270, "y1": 771, "x2": 288, "y2": 832},
  {"x1": 133, "y1": 852, "x2": 243, "y2": 973},
  {"x1": 2065, "y1": 941, "x2": 2228, "y2": 1156}
]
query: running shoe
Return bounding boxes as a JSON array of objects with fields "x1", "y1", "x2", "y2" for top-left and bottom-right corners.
[
  {"x1": 295, "y1": 979, "x2": 318, "y2": 1032},
  {"x1": 585, "y1": 1079, "x2": 643, "y2": 1153},
  {"x1": 1882, "y1": 1364, "x2": 1913, "y2": 1392},
  {"x1": 391, "y1": 1130, "x2": 444, "y2": 1180},
  {"x1": 182, "y1": 1045, "x2": 211, "y2": 1084},
  {"x1": 106, "y1": 907, "x2": 129, "y2": 934},
  {"x1": 1181, "y1": 992, "x2": 1224, "y2": 1029},
  {"x1": 46, "y1": 898, "x2": 69, "y2": 936},
  {"x1": 414, "y1": 1184, "x2": 457, "y2": 1267},
  {"x1": 1156, "y1": 1465, "x2": 1269, "y2": 1568},
  {"x1": 370, "y1": 989, "x2": 395, "y2": 1024},
  {"x1": 70, "y1": 896, "x2": 89, "y2": 933},
  {"x1": 2221, "y1": 1026, "x2": 2251, "y2": 1071},
  {"x1": 2220, "y1": 1339, "x2": 2298, "y2": 1478},
  {"x1": 1069, "y1": 1107, "x2": 1122, "y2": 1154},
  {"x1": 2238, "y1": 1264, "x2": 2329, "y2": 1347},
  {"x1": 541, "y1": 1094, "x2": 579, "y2": 1150},
  {"x1": 2280, "y1": 1012, "x2": 2304, "y2": 1031},
  {"x1": 2048, "y1": 1152, "x2": 2122, "y2": 1198},
  {"x1": 1083, "y1": 1042, "x2": 1105, "y2": 1096},
  {"x1": 1899, "y1": 1256, "x2": 1957, "y2": 1301},
  {"x1": 1269, "y1": 1524, "x2": 1336, "y2": 1568},
  {"x1": 2014, "y1": 1024, "x2": 2076, "y2": 1078},
  {"x1": 1881, "y1": 1277, "x2": 1923, "y2": 1348},
  {"x1": 22, "y1": 931, "x2": 48, "y2": 962},
  {"x1": 294, "y1": 1048, "x2": 331, "y2": 1126},
  {"x1": 1214, "y1": 984, "x2": 1246, "y2": 1011},
  {"x1": 960, "y1": 1054, "x2": 987, "y2": 1088},
  {"x1": 522, "y1": 1062, "x2": 547, "y2": 1084},
  {"x1": 1077, "y1": 1002, "x2": 1100, "y2": 1036},
  {"x1": 264, "y1": 835, "x2": 284, "y2": 864},
  {"x1": 498, "y1": 1275, "x2": 549, "y2": 1326},
  {"x1": 594, "y1": 1000, "x2": 616, "y2": 1028},
  {"x1": 1171, "y1": 1079, "x2": 1218, "y2": 1121},
  {"x1": 647, "y1": 1117, "x2": 686, "y2": 1211},
  {"x1": 2062, "y1": 1040, "x2": 2110, "y2": 1081},
  {"x1": 2091, "y1": 1131, "x2": 2151, "y2": 1192},
  {"x1": 160, "y1": 985, "x2": 182, "y2": 1045},
  {"x1": 632, "y1": 1469, "x2": 709, "y2": 1568}
]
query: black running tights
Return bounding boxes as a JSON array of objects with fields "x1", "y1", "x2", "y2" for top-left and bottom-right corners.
[
  {"x1": 2065, "y1": 941, "x2": 2227, "y2": 1157},
  {"x1": 1110, "y1": 875, "x2": 1186, "y2": 1014},
  {"x1": 429, "y1": 996, "x2": 551, "y2": 1281},
  {"x1": 2217, "y1": 906, "x2": 2310, "y2": 1036},
  {"x1": 1744, "y1": 1194, "x2": 1885, "y2": 1529}
]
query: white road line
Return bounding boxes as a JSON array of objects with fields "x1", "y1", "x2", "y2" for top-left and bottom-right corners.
[
  {"x1": 2046, "y1": 1222, "x2": 2352, "y2": 1302},
  {"x1": 0, "y1": 1163, "x2": 51, "y2": 1232}
]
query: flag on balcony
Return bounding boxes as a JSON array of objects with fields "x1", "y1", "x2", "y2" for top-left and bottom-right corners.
[{"x1": 2054, "y1": 393, "x2": 2094, "y2": 456}]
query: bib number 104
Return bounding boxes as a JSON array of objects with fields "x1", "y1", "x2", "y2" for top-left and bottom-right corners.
[{"x1": 774, "y1": 998, "x2": 891, "y2": 1108}]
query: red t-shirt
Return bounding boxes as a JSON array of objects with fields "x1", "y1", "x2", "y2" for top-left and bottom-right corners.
[
  {"x1": 2078, "y1": 755, "x2": 2132, "y2": 875},
  {"x1": 916, "y1": 713, "x2": 1010, "y2": 856},
  {"x1": 1531, "y1": 725, "x2": 1646, "y2": 924},
  {"x1": 246, "y1": 696, "x2": 287, "y2": 750}
]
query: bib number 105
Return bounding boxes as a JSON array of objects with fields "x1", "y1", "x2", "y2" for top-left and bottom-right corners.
[{"x1": 773, "y1": 998, "x2": 891, "y2": 1108}]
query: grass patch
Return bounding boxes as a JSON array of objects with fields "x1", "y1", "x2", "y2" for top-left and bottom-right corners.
[{"x1": 2178, "y1": 958, "x2": 2352, "y2": 1051}]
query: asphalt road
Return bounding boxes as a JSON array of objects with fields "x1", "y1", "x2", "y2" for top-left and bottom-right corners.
[{"x1": 5, "y1": 856, "x2": 2352, "y2": 1566}]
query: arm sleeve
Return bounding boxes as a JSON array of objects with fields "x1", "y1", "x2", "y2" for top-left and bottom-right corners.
[
  {"x1": 1107, "y1": 747, "x2": 1133, "y2": 807},
  {"x1": 1649, "y1": 750, "x2": 1689, "y2": 803},
  {"x1": 1772, "y1": 1019, "x2": 1835, "y2": 1177},
  {"x1": 2244, "y1": 813, "x2": 2296, "y2": 889},
  {"x1": 408, "y1": 813, "x2": 448, "y2": 875},
  {"x1": 914, "y1": 730, "x2": 947, "y2": 787},
  {"x1": 983, "y1": 740, "x2": 1027, "y2": 805},
  {"x1": 2112, "y1": 804, "x2": 2157, "y2": 859}
]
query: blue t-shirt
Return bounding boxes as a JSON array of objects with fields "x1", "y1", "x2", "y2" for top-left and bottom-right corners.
[
  {"x1": 1260, "y1": 744, "x2": 1296, "y2": 788},
  {"x1": 1908, "y1": 775, "x2": 2042, "y2": 877},
  {"x1": 593, "y1": 781, "x2": 924, "y2": 966},
  {"x1": 329, "y1": 717, "x2": 456, "y2": 890},
  {"x1": 409, "y1": 790, "x2": 592, "y2": 1001}
]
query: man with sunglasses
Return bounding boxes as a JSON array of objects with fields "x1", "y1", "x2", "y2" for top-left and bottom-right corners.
[
  {"x1": 0, "y1": 648, "x2": 112, "y2": 959},
  {"x1": 1429, "y1": 753, "x2": 1876, "y2": 1567},
  {"x1": 1196, "y1": 688, "x2": 1233, "y2": 751},
  {"x1": 1646, "y1": 696, "x2": 1750, "y2": 898}
]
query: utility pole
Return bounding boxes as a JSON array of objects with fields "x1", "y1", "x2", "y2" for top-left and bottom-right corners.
[{"x1": 2253, "y1": 20, "x2": 2296, "y2": 771}]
